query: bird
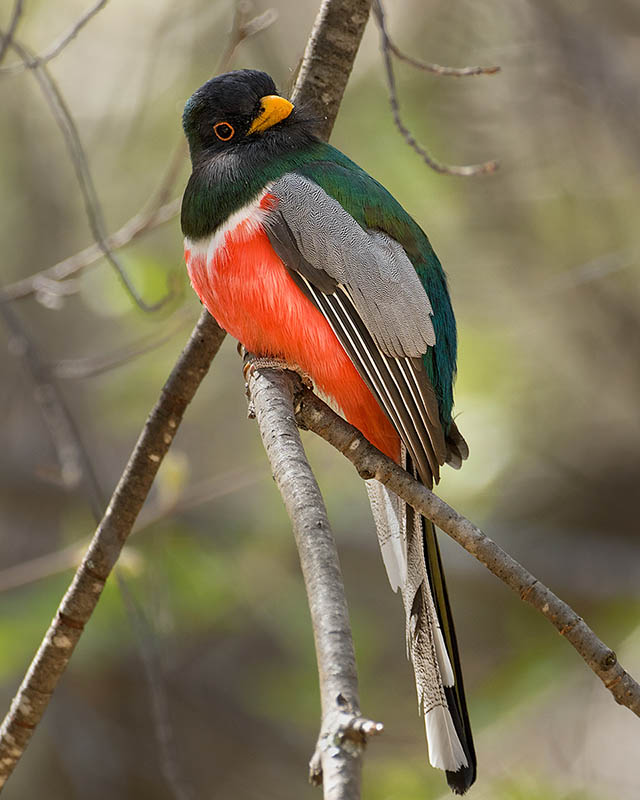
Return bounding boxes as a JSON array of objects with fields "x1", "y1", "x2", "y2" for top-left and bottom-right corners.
[{"x1": 180, "y1": 69, "x2": 475, "y2": 794}]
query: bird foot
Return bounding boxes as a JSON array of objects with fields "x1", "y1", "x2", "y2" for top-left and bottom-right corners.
[{"x1": 242, "y1": 353, "x2": 314, "y2": 389}]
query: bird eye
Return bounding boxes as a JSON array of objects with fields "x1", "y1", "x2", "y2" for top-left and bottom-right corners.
[{"x1": 214, "y1": 122, "x2": 235, "y2": 141}]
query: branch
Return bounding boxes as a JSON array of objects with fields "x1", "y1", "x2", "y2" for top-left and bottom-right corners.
[
  {"x1": 0, "y1": 0, "x2": 108, "y2": 75},
  {"x1": 3, "y1": 35, "x2": 173, "y2": 313},
  {"x1": 216, "y1": 1, "x2": 278, "y2": 74},
  {"x1": 0, "y1": 0, "x2": 372, "y2": 791},
  {"x1": 245, "y1": 362, "x2": 382, "y2": 799},
  {"x1": 372, "y1": 0, "x2": 499, "y2": 176},
  {"x1": 0, "y1": 195, "x2": 180, "y2": 303},
  {"x1": 292, "y1": 0, "x2": 371, "y2": 141},
  {"x1": 0, "y1": 299, "x2": 104, "y2": 517},
  {"x1": 0, "y1": 0, "x2": 23, "y2": 64},
  {"x1": 0, "y1": 311, "x2": 227, "y2": 790},
  {"x1": 270, "y1": 371, "x2": 640, "y2": 717},
  {"x1": 0, "y1": 1, "x2": 278, "y2": 306}
]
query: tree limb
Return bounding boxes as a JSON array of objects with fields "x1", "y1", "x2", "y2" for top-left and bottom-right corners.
[
  {"x1": 0, "y1": 311, "x2": 227, "y2": 790},
  {"x1": 245, "y1": 362, "x2": 383, "y2": 799},
  {"x1": 0, "y1": 0, "x2": 373, "y2": 792},
  {"x1": 265, "y1": 369, "x2": 640, "y2": 717}
]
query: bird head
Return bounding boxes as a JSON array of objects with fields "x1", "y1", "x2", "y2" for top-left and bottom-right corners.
[{"x1": 182, "y1": 70, "x2": 309, "y2": 165}]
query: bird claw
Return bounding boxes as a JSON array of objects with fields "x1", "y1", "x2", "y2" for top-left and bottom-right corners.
[{"x1": 243, "y1": 354, "x2": 314, "y2": 390}]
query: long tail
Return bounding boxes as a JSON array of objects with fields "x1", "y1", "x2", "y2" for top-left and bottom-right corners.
[{"x1": 366, "y1": 479, "x2": 476, "y2": 794}]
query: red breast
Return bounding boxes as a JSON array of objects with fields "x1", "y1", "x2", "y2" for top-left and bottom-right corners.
[{"x1": 185, "y1": 198, "x2": 400, "y2": 463}]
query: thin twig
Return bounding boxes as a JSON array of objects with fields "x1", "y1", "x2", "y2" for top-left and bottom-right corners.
[
  {"x1": 51, "y1": 308, "x2": 193, "y2": 380},
  {"x1": 1, "y1": 197, "x2": 180, "y2": 303},
  {"x1": 0, "y1": 299, "x2": 105, "y2": 518},
  {"x1": 0, "y1": 0, "x2": 276, "y2": 306},
  {"x1": 0, "y1": 0, "x2": 108, "y2": 75},
  {"x1": 116, "y1": 573, "x2": 193, "y2": 800},
  {"x1": 0, "y1": 465, "x2": 265, "y2": 593},
  {"x1": 216, "y1": 1, "x2": 278, "y2": 74},
  {"x1": 372, "y1": 0, "x2": 499, "y2": 176},
  {"x1": 0, "y1": 0, "x2": 23, "y2": 64},
  {"x1": 1, "y1": 134, "x2": 185, "y2": 304},
  {"x1": 245, "y1": 360, "x2": 382, "y2": 798},
  {"x1": 0, "y1": 310, "x2": 226, "y2": 790},
  {"x1": 270, "y1": 371, "x2": 640, "y2": 717},
  {"x1": 4, "y1": 35, "x2": 173, "y2": 312}
]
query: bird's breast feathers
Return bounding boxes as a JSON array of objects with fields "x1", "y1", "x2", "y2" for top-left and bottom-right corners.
[{"x1": 183, "y1": 184, "x2": 400, "y2": 461}]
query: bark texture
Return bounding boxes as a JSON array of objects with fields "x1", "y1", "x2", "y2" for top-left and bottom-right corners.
[{"x1": 247, "y1": 364, "x2": 382, "y2": 799}]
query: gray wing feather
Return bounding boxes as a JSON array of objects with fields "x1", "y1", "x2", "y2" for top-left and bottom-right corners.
[{"x1": 268, "y1": 174, "x2": 435, "y2": 358}]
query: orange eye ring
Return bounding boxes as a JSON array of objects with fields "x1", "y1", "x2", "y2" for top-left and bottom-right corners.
[{"x1": 214, "y1": 122, "x2": 235, "y2": 141}]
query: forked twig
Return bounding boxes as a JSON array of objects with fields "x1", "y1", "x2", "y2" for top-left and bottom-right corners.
[
  {"x1": 372, "y1": 0, "x2": 499, "y2": 176},
  {"x1": 0, "y1": 0, "x2": 109, "y2": 75}
]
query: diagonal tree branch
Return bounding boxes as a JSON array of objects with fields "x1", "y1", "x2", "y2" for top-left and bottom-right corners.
[
  {"x1": 260, "y1": 368, "x2": 639, "y2": 717},
  {"x1": 0, "y1": 0, "x2": 372, "y2": 792},
  {"x1": 4, "y1": 35, "x2": 174, "y2": 313},
  {"x1": 0, "y1": 311, "x2": 227, "y2": 790}
]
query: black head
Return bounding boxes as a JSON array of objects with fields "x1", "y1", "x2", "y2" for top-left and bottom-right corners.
[{"x1": 182, "y1": 69, "x2": 311, "y2": 165}]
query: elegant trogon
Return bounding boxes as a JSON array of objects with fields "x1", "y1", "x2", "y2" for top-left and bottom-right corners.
[{"x1": 181, "y1": 70, "x2": 475, "y2": 795}]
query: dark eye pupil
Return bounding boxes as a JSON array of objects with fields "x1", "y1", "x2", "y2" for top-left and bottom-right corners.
[{"x1": 215, "y1": 122, "x2": 234, "y2": 141}]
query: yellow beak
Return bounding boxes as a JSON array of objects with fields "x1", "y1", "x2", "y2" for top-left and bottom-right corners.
[{"x1": 248, "y1": 95, "x2": 294, "y2": 135}]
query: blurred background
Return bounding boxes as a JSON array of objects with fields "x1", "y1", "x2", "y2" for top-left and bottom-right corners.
[{"x1": 1, "y1": 0, "x2": 639, "y2": 797}]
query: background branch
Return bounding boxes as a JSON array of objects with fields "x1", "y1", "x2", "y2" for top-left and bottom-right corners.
[
  {"x1": 372, "y1": 0, "x2": 499, "y2": 176},
  {"x1": 0, "y1": 0, "x2": 108, "y2": 75},
  {"x1": 3, "y1": 35, "x2": 173, "y2": 313}
]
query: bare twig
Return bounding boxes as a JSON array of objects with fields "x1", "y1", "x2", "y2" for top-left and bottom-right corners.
[
  {"x1": 0, "y1": 0, "x2": 109, "y2": 75},
  {"x1": 1, "y1": 197, "x2": 180, "y2": 304},
  {"x1": 116, "y1": 573, "x2": 193, "y2": 800},
  {"x1": 0, "y1": 299, "x2": 104, "y2": 517},
  {"x1": 0, "y1": 464, "x2": 265, "y2": 593},
  {"x1": 266, "y1": 371, "x2": 640, "y2": 717},
  {"x1": 0, "y1": 0, "x2": 23, "y2": 64},
  {"x1": 4, "y1": 35, "x2": 173, "y2": 312},
  {"x1": 51, "y1": 308, "x2": 193, "y2": 379},
  {"x1": 372, "y1": 0, "x2": 499, "y2": 176},
  {"x1": 0, "y1": 0, "x2": 278, "y2": 307},
  {"x1": 216, "y1": 1, "x2": 278, "y2": 73},
  {"x1": 245, "y1": 361, "x2": 382, "y2": 798},
  {"x1": 0, "y1": 311, "x2": 227, "y2": 790}
]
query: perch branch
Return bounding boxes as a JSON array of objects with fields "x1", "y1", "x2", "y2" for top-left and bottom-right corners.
[
  {"x1": 372, "y1": 0, "x2": 499, "y2": 176},
  {"x1": 265, "y1": 370, "x2": 640, "y2": 716},
  {"x1": 245, "y1": 361, "x2": 382, "y2": 799},
  {"x1": 0, "y1": 311, "x2": 227, "y2": 790}
]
